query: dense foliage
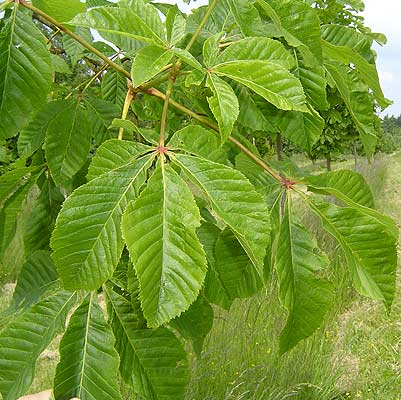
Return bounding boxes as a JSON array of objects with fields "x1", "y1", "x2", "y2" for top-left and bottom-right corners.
[{"x1": 0, "y1": 0, "x2": 398, "y2": 399}]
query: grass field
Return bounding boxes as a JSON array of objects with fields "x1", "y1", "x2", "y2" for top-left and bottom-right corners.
[{"x1": 1, "y1": 153, "x2": 401, "y2": 399}]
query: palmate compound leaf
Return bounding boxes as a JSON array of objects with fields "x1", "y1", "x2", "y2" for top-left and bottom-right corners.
[
  {"x1": 0, "y1": 291, "x2": 76, "y2": 400},
  {"x1": 276, "y1": 197, "x2": 334, "y2": 353},
  {"x1": 51, "y1": 155, "x2": 153, "y2": 290},
  {"x1": 54, "y1": 293, "x2": 122, "y2": 400},
  {"x1": 173, "y1": 154, "x2": 270, "y2": 276},
  {"x1": 105, "y1": 285, "x2": 189, "y2": 400},
  {"x1": 205, "y1": 73, "x2": 239, "y2": 143},
  {"x1": 122, "y1": 160, "x2": 208, "y2": 327},
  {"x1": 0, "y1": 7, "x2": 53, "y2": 140},
  {"x1": 213, "y1": 60, "x2": 308, "y2": 113},
  {"x1": 307, "y1": 200, "x2": 397, "y2": 308}
]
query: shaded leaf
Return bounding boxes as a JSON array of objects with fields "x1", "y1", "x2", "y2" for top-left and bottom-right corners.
[
  {"x1": 276, "y1": 199, "x2": 333, "y2": 353},
  {"x1": 105, "y1": 286, "x2": 189, "y2": 400},
  {"x1": 54, "y1": 293, "x2": 122, "y2": 400},
  {"x1": 0, "y1": 8, "x2": 52, "y2": 140},
  {"x1": 308, "y1": 200, "x2": 397, "y2": 308},
  {"x1": 0, "y1": 292, "x2": 76, "y2": 400}
]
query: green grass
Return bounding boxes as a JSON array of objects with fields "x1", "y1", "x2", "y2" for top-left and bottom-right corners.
[{"x1": 1, "y1": 152, "x2": 401, "y2": 399}]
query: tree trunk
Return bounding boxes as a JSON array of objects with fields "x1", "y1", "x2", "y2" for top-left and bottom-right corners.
[
  {"x1": 353, "y1": 142, "x2": 358, "y2": 170},
  {"x1": 326, "y1": 156, "x2": 331, "y2": 171}
]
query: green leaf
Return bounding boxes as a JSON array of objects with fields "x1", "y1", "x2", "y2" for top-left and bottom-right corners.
[
  {"x1": 54, "y1": 293, "x2": 122, "y2": 400},
  {"x1": 305, "y1": 170, "x2": 374, "y2": 208},
  {"x1": 18, "y1": 100, "x2": 68, "y2": 158},
  {"x1": 168, "y1": 124, "x2": 228, "y2": 165},
  {"x1": 101, "y1": 66, "x2": 127, "y2": 110},
  {"x1": 45, "y1": 99, "x2": 92, "y2": 188},
  {"x1": 10, "y1": 251, "x2": 58, "y2": 311},
  {"x1": 294, "y1": 60, "x2": 328, "y2": 111},
  {"x1": 170, "y1": 296, "x2": 213, "y2": 356},
  {"x1": 23, "y1": 174, "x2": 64, "y2": 254},
  {"x1": 235, "y1": 153, "x2": 281, "y2": 203},
  {"x1": 214, "y1": 60, "x2": 308, "y2": 112},
  {"x1": 51, "y1": 155, "x2": 153, "y2": 290},
  {"x1": 0, "y1": 167, "x2": 33, "y2": 209},
  {"x1": 270, "y1": 0, "x2": 322, "y2": 61},
  {"x1": 308, "y1": 200, "x2": 397, "y2": 308},
  {"x1": 234, "y1": 84, "x2": 275, "y2": 132},
  {"x1": 87, "y1": 139, "x2": 150, "y2": 181},
  {"x1": 256, "y1": 0, "x2": 320, "y2": 66},
  {"x1": 203, "y1": 32, "x2": 224, "y2": 68},
  {"x1": 322, "y1": 40, "x2": 390, "y2": 109},
  {"x1": 206, "y1": 74, "x2": 239, "y2": 142},
  {"x1": 303, "y1": 170, "x2": 398, "y2": 239},
  {"x1": 63, "y1": 28, "x2": 93, "y2": 66},
  {"x1": 276, "y1": 199, "x2": 334, "y2": 353},
  {"x1": 166, "y1": 5, "x2": 186, "y2": 45},
  {"x1": 279, "y1": 107, "x2": 324, "y2": 152},
  {"x1": 70, "y1": 3, "x2": 165, "y2": 49},
  {"x1": 170, "y1": 47, "x2": 203, "y2": 71},
  {"x1": 321, "y1": 24, "x2": 374, "y2": 61},
  {"x1": 225, "y1": 0, "x2": 265, "y2": 37},
  {"x1": 51, "y1": 54, "x2": 72, "y2": 75},
  {"x1": 214, "y1": 228, "x2": 263, "y2": 299},
  {"x1": 324, "y1": 63, "x2": 377, "y2": 156},
  {"x1": 216, "y1": 37, "x2": 295, "y2": 70},
  {"x1": 32, "y1": 0, "x2": 86, "y2": 22},
  {"x1": 84, "y1": 97, "x2": 120, "y2": 144},
  {"x1": 105, "y1": 286, "x2": 189, "y2": 400},
  {"x1": 174, "y1": 154, "x2": 270, "y2": 274},
  {"x1": 0, "y1": 170, "x2": 39, "y2": 262},
  {"x1": 197, "y1": 222, "x2": 233, "y2": 310},
  {"x1": 0, "y1": 8, "x2": 52, "y2": 140},
  {"x1": 122, "y1": 161, "x2": 207, "y2": 327},
  {"x1": 131, "y1": 45, "x2": 173, "y2": 87},
  {"x1": 0, "y1": 291, "x2": 76, "y2": 400}
]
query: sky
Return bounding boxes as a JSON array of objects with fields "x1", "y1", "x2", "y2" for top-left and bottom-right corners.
[{"x1": 363, "y1": 0, "x2": 401, "y2": 116}]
